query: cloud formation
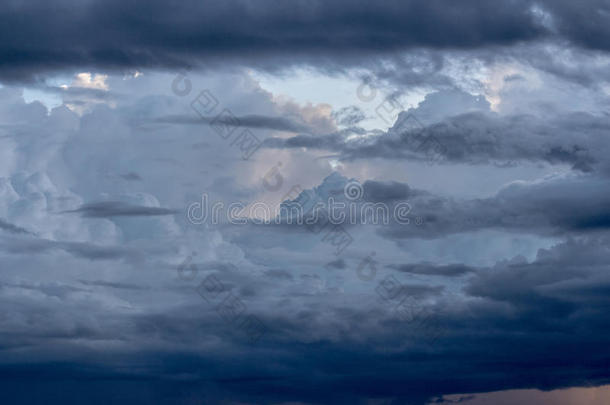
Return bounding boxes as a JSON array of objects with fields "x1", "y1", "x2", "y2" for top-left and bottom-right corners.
[
  {"x1": 64, "y1": 201, "x2": 178, "y2": 218},
  {"x1": 2, "y1": 0, "x2": 610, "y2": 81},
  {"x1": 265, "y1": 90, "x2": 610, "y2": 176},
  {"x1": 1, "y1": 6, "x2": 610, "y2": 401}
]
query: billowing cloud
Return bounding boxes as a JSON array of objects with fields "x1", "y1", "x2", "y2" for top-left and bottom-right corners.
[
  {"x1": 265, "y1": 90, "x2": 610, "y2": 176},
  {"x1": 1, "y1": 6, "x2": 610, "y2": 402}
]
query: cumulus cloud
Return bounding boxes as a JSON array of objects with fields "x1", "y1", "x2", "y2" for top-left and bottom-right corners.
[
  {"x1": 2, "y1": 10, "x2": 610, "y2": 401},
  {"x1": 380, "y1": 174, "x2": 610, "y2": 240},
  {"x1": 251, "y1": 171, "x2": 610, "y2": 243},
  {"x1": 265, "y1": 90, "x2": 610, "y2": 176}
]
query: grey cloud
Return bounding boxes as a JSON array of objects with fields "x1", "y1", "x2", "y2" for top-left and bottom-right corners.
[
  {"x1": 259, "y1": 171, "x2": 610, "y2": 240},
  {"x1": 1, "y1": 235, "x2": 610, "y2": 404},
  {"x1": 119, "y1": 172, "x2": 143, "y2": 181},
  {"x1": 156, "y1": 113, "x2": 313, "y2": 133},
  {"x1": 263, "y1": 269, "x2": 294, "y2": 281},
  {"x1": 59, "y1": 241, "x2": 139, "y2": 261},
  {"x1": 504, "y1": 73, "x2": 526, "y2": 82},
  {"x1": 0, "y1": 0, "x2": 556, "y2": 81},
  {"x1": 541, "y1": 0, "x2": 610, "y2": 52},
  {"x1": 0, "y1": 236, "x2": 140, "y2": 261},
  {"x1": 362, "y1": 180, "x2": 413, "y2": 203},
  {"x1": 332, "y1": 106, "x2": 366, "y2": 127},
  {"x1": 398, "y1": 283, "x2": 445, "y2": 298},
  {"x1": 381, "y1": 175, "x2": 610, "y2": 240},
  {"x1": 39, "y1": 84, "x2": 117, "y2": 100},
  {"x1": 64, "y1": 201, "x2": 178, "y2": 218},
  {"x1": 3, "y1": 6, "x2": 610, "y2": 402},
  {"x1": 4, "y1": 234, "x2": 610, "y2": 405},
  {"x1": 0, "y1": 218, "x2": 34, "y2": 235},
  {"x1": 325, "y1": 259, "x2": 347, "y2": 270},
  {"x1": 389, "y1": 263, "x2": 476, "y2": 277},
  {"x1": 2, "y1": 281, "x2": 86, "y2": 299},
  {"x1": 266, "y1": 109, "x2": 607, "y2": 174},
  {"x1": 77, "y1": 280, "x2": 148, "y2": 290},
  {"x1": 263, "y1": 130, "x2": 346, "y2": 150},
  {"x1": 207, "y1": 176, "x2": 258, "y2": 201}
]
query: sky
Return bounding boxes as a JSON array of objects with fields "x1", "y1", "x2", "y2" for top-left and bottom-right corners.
[{"x1": 1, "y1": 1, "x2": 610, "y2": 404}]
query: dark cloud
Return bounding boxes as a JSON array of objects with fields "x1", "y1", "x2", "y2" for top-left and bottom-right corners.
[
  {"x1": 263, "y1": 130, "x2": 346, "y2": 150},
  {"x1": 266, "y1": 109, "x2": 609, "y2": 174},
  {"x1": 389, "y1": 262, "x2": 476, "y2": 277},
  {"x1": 363, "y1": 180, "x2": 413, "y2": 203},
  {"x1": 0, "y1": 218, "x2": 33, "y2": 235},
  {"x1": 263, "y1": 269, "x2": 294, "y2": 281},
  {"x1": 58, "y1": 241, "x2": 139, "y2": 261},
  {"x1": 381, "y1": 175, "x2": 610, "y2": 240},
  {"x1": 119, "y1": 172, "x2": 143, "y2": 181},
  {"x1": 64, "y1": 201, "x2": 178, "y2": 218},
  {"x1": 1, "y1": 281, "x2": 86, "y2": 299},
  {"x1": 541, "y1": 0, "x2": 610, "y2": 52},
  {"x1": 2, "y1": 237, "x2": 610, "y2": 404},
  {"x1": 332, "y1": 106, "x2": 366, "y2": 127},
  {"x1": 4, "y1": 0, "x2": 610, "y2": 82},
  {"x1": 504, "y1": 73, "x2": 526, "y2": 82},
  {"x1": 0, "y1": 236, "x2": 141, "y2": 261},
  {"x1": 0, "y1": 235, "x2": 609, "y2": 405},
  {"x1": 253, "y1": 172, "x2": 610, "y2": 240},
  {"x1": 325, "y1": 258, "x2": 347, "y2": 269},
  {"x1": 77, "y1": 279, "x2": 148, "y2": 290},
  {"x1": 156, "y1": 113, "x2": 313, "y2": 133},
  {"x1": 3, "y1": 3, "x2": 610, "y2": 403}
]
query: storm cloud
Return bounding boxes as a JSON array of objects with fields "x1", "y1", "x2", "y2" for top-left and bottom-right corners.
[
  {"x1": 2, "y1": 1, "x2": 610, "y2": 404},
  {"x1": 2, "y1": 0, "x2": 610, "y2": 82}
]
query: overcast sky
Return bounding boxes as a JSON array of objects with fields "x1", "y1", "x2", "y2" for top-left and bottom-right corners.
[{"x1": 1, "y1": 1, "x2": 610, "y2": 404}]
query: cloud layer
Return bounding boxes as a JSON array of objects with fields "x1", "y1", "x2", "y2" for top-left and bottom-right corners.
[
  {"x1": 2, "y1": 0, "x2": 610, "y2": 81},
  {"x1": 2, "y1": 2, "x2": 610, "y2": 403}
]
